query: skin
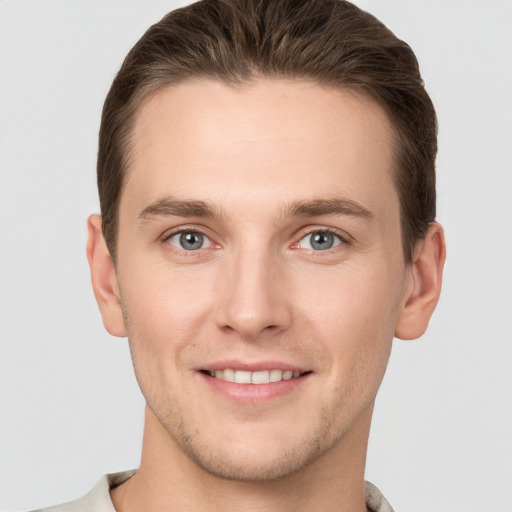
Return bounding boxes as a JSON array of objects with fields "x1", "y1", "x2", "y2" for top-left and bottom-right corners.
[{"x1": 87, "y1": 79, "x2": 445, "y2": 512}]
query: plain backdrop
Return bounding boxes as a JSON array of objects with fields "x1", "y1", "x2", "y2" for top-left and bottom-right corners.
[{"x1": 0, "y1": 1, "x2": 511, "y2": 511}]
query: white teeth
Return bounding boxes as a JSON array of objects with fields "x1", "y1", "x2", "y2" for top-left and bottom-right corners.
[
  {"x1": 269, "y1": 369, "x2": 283, "y2": 382},
  {"x1": 208, "y1": 368, "x2": 303, "y2": 384},
  {"x1": 222, "y1": 368, "x2": 235, "y2": 382},
  {"x1": 234, "y1": 370, "x2": 252, "y2": 384},
  {"x1": 251, "y1": 370, "x2": 270, "y2": 384}
]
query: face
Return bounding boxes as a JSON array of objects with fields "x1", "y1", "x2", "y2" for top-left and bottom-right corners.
[{"x1": 114, "y1": 79, "x2": 411, "y2": 481}]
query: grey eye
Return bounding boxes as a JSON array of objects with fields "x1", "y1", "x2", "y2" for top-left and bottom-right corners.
[
  {"x1": 168, "y1": 231, "x2": 208, "y2": 250},
  {"x1": 300, "y1": 231, "x2": 341, "y2": 251}
]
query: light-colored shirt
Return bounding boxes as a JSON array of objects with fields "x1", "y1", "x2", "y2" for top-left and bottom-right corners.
[{"x1": 32, "y1": 471, "x2": 394, "y2": 512}]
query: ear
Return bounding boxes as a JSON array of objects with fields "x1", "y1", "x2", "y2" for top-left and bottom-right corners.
[
  {"x1": 86, "y1": 214, "x2": 127, "y2": 337},
  {"x1": 395, "y1": 222, "x2": 446, "y2": 340}
]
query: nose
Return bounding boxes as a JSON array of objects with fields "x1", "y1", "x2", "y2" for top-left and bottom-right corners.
[{"x1": 215, "y1": 246, "x2": 292, "y2": 339}]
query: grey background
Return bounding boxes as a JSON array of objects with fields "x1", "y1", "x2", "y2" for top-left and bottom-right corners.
[{"x1": 1, "y1": 1, "x2": 511, "y2": 510}]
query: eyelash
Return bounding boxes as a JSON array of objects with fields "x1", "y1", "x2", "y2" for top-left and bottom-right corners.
[
  {"x1": 293, "y1": 228, "x2": 350, "y2": 253},
  {"x1": 163, "y1": 227, "x2": 217, "y2": 255},
  {"x1": 161, "y1": 226, "x2": 351, "y2": 255}
]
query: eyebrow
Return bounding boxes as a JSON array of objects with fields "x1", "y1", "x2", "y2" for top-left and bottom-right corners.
[
  {"x1": 137, "y1": 196, "x2": 373, "y2": 223},
  {"x1": 138, "y1": 198, "x2": 218, "y2": 222},
  {"x1": 284, "y1": 198, "x2": 374, "y2": 220}
]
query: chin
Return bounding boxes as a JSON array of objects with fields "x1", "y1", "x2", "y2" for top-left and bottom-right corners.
[
  {"x1": 184, "y1": 442, "x2": 324, "y2": 482},
  {"x1": 165, "y1": 416, "x2": 334, "y2": 482}
]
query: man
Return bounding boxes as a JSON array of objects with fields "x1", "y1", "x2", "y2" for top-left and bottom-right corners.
[{"x1": 35, "y1": 0, "x2": 445, "y2": 510}]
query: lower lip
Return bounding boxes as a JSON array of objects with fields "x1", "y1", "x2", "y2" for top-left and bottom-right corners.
[{"x1": 199, "y1": 372, "x2": 310, "y2": 404}]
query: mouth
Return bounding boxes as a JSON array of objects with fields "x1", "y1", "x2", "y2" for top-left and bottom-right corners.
[{"x1": 200, "y1": 368, "x2": 311, "y2": 384}]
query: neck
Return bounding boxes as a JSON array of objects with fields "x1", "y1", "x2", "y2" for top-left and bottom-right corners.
[{"x1": 111, "y1": 406, "x2": 372, "y2": 512}]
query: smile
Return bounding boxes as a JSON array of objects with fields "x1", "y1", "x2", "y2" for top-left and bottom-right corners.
[{"x1": 203, "y1": 369, "x2": 307, "y2": 384}]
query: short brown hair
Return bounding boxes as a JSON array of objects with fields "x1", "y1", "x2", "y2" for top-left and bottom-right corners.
[{"x1": 98, "y1": 0, "x2": 437, "y2": 263}]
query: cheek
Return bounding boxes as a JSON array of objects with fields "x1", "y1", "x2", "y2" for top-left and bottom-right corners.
[
  {"x1": 306, "y1": 269, "x2": 398, "y2": 417},
  {"x1": 294, "y1": 259, "x2": 402, "y2": 376},
  {"x1": 118, "y1": 257, "x2": 216, "y2": 359},
  {"x1": 118, "y1": 268, "x2": 212, "y2": 408},
  {"x1": 297, "y1": 257, "x2": 403, "y2": 329}
]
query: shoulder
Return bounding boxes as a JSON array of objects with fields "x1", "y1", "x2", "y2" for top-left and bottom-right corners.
[
  {"x1": 28, "y1": 471, "x2": 136, "y2": 512},
  {"x1": 365, "y1": 481, "x2": 395, "y2": 512}
]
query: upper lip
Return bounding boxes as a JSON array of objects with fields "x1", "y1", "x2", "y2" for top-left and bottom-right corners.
[{"x1": 198, "y1": 360, "x2": 309, "y2": 373}]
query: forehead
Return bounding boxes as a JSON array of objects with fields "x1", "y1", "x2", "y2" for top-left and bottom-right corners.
[{"x1": 123, "y1": 79, "x2": 397, "y2": 219}]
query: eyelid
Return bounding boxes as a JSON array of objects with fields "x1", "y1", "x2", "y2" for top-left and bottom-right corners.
[
  {"x1": 291, "y1": 227, "x2": 352, "y2": 250},
  {"x1": 161, "y1": 225, "x2": 220, "y2": 250},
  {"x1": 159, "y1": 224, "x2": 351, "y2": 252},
  {"x1": 167, "y1": 231, "x2": 209, "y2": 250},
  {"x1": 161, "y1": 224, "x2": 211, "y2": 240}
]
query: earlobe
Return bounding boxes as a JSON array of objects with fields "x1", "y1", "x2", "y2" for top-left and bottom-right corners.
[
  {"x1": 395, "y1": 222, "x2": 446, "y2": 340},
  {"x1": 86, "y1": 214, "x2": 127, "y2": 338}
]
